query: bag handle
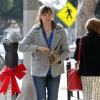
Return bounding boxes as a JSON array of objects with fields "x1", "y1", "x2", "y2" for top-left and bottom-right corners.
[
  {"x1": 78, "y1": 38, "x2": 82, "y2": 63},
  {"x1": 76, "y1": 38, "x2": 82, "y2": 68}
]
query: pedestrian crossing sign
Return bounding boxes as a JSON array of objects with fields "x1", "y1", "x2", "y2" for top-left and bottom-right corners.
[{"x1": 56, "y1": 2, "x2": 77, "y2": 27}]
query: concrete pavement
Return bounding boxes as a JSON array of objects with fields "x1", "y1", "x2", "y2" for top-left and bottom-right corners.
[
  {"x1": 0, "y1": 73, "x2": 67, "y2": 100},
  {"x1": 0, "y1": 73, "x2": 83, "y2": 100}
]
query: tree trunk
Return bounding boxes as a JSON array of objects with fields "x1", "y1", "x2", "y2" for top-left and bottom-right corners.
[{"x1": 75, "y1": 0, "x2": 98, "y2": 37}]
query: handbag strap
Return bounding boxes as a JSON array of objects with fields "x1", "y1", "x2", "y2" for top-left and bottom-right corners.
[{"x1": 76, "y1": 38, "x2": 82, "y2": 68}]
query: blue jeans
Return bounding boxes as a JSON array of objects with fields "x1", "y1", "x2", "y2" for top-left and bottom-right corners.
[{"x1": 32, "y1": 75, "x2": 60, "y2": 100}]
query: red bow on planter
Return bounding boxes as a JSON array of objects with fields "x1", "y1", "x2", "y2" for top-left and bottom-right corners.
[{"x1": 0, "y1": 64, "x2": 26, "y2": 95}]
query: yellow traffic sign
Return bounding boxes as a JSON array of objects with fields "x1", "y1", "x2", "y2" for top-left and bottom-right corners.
[{"x1": 56, "y1": 2, "x2": 77, "y2": 27}]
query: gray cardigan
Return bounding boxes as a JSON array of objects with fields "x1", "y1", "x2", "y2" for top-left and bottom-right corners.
[{"x1": 19, "y1": 23, "x2": 69, "y2": 77}]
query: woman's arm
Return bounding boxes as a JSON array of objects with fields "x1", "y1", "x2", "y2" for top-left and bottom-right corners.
[{"x1": 18, "y1": 28, "x2": 38, "y2": 53}]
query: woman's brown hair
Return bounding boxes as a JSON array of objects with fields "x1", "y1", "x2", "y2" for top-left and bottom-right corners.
[
  {"x1": 85, "y1": 18, "x2": 100, "y2": 34},
  {"x1": 34, "y1": 5, "x2": 53, "y2": 25}
]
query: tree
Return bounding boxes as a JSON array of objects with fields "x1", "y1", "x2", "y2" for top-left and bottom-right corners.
[
  {"x1": 0, "y1": 0, "x2": 13, "y2": 32},
  {"x1": 0, "y1": 0, "x2": 13, "y2": 18},
  {"x1": 68, "y1": 0, "x2": 78, "y2": 8},
  {"x1": 10, "y1": 0, "x2": 23, "y2": 24},
  {"x1": 0, "y1": 0, "x2": 23, "y2": 32}
]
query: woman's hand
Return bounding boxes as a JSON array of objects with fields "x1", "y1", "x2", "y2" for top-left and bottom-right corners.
[{"x1": 37, "y1": 47, "x2": 50, "y2": 54}]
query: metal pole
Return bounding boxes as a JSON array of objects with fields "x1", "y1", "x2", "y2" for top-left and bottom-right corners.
[
  {"x1": 11, "y1": 95, "x2": 16, "y2": 100},
  {"x1": 77, "y1": 92, "x2": 80, "y2": 99},
  {"x1": 4, "y1": 93, "x2": 7, "y2": 100},
  {"x1": 23, "y1": 0, "x2": 39, "y2": 99},
  {"x1": 16, "y1": 0, "x2": 39, "y2": 100},
  {"x1": 67, "y1": 61, "x2": 73, "y2": 100}
]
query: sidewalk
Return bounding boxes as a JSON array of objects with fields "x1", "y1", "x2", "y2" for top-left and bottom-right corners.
[
  {"x1": 0, "y1": 61, "x2": 81, "y2": 100},
  {"x1": 0, "y1": 61, "x2": 83, "y2": 100},
  {"x1": 58, "y1": 73, "x2": 67, "y2": 100},
  {"x1": 0, "y1": 73, "x2": 67, "y2": 100},
  {"x1": 0, "y1": 73, "x2": 83, "y2": 100},
  {"x1": 0, "y1": 90, "x2": 11, "y2": 100},
  {"x1": 58, "y1": 73, "x2": 83, "y2": 100}
]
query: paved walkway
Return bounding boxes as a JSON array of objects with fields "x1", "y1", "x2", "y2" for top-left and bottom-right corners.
[
  {"x1": 58, "y1": 73, "x2": 67, "y2": 100},
  {"x1": 0, "y1": 73, "x2": 67, "y2": 100},
  {"x1": 0, "y1": 73, "x2": 83, "y2": 100}
]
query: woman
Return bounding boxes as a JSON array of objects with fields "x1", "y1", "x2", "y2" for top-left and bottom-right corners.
[
  {"x1": 74, "y1": 18, "x2": 100, "y2": 100},
  {"x1": 19, "y1": 5, "x2": 69, "y2": 100}
]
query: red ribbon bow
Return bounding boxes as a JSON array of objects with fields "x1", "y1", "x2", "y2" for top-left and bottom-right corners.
[{"x1": 0, "y1": 64, "x2": 26, "y2": 95}]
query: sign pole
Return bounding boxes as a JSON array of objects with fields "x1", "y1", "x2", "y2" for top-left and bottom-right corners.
[{"x1": 67, "y1": 60, "x2": 73, "y2": 100}]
